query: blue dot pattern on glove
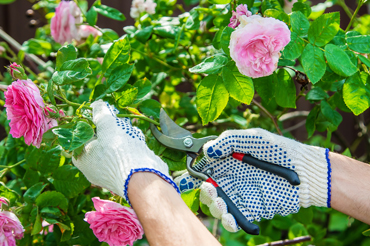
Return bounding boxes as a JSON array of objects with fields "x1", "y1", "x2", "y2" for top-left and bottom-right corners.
[
  {"x1": 178, "y1": 174, "x2": 202, "y2": 192},
  {"x1": 204, "y1": 134, "x2": 300, "y2": 222},
  {"x1": 106, "y1": 103, "x2": 145, "y2": 142}
]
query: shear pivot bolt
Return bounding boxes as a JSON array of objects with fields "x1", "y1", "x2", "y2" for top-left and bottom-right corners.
[{"x1": 183, "y1": 138, "x2": 193, "y2": 148}]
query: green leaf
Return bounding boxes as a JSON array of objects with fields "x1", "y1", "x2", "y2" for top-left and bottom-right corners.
[
  {"x1": 220, "y1": 27, "x2": 233, "y2": 56},
  {"x1": 133, "y1": 79, "x2": 152, "y2": 103},
  {"x1": 92, "y1": 5, "x2": 125, "y2": 21},
  {"x1": 301, "y1": 44, "x2": 326, "y2": 84},
  {"x1": 290, "y1": 11, "x2": 310, "y2": 36},
  {"x1": 52, "y1": 58, "x2": 92, "y2": 85},
  {"x1": 52, "y1": 121, "x2": 94, "y2": 152},
  {"x1": 0, "y1": 0, "x2": 16, "y2": 4},
  {"x1": 288, "y1": 223, "x2": 308, "y2": 239},
  {"x1": 293, "y1": 207, "x2": 313, "y2": 225},
  {"x1": 0, "y1": 185, "x2": 19, "y2": 205},
  {"x1": 342, "y1": 148, "x2": 352, "y2": 157},
  {"x1": 35, "y1": 191, "x2": 68, "y2": 212},
  {"x1": 261, "y1": 0, "x2": 283, "y2": 13},
  {"x1": 22, "y1": 39, "x2": 52, "y2": 55},
  {"x1": 282, "y1": 32, "x2": 305, "y2": 60},
  {"x1": 24, "y1": 182, "x2": 48, "y2": 203},
  {"x1": 52, "y1": 165, "x2": 90, "y2": 198},
  {"x1": 363, "y1": 229, "x2": 370, "y2": 236},
  {"x1": 264, "y1": 9, "x2": 289, "y2": 25},
  {"x1": 161, "y1": 149, "x2": 186, "y2": 171},
  {"x1": 189, "y1": 55, "x2": 229, "y2": 74},
  {"x1": 25, "y1": 145, "x2": 62, "y2": 174},
  {"x1": 320, "y1": 100, "x2": 342, "y2": 127},
  {"x1": 306, "y1": 105, "x2": 320, "y2": 138},
  {"x1": 306, "y1": 87, "x2": 329, "y2": 101},
  {"x1": 116, "y1": 85, "x2": 138, "y2": 108},
  {"x1": 196, "y1": 74, "x2": 229, "y2": 125},
  {"x1": 86, "y1": 8, "x2": 98, "y2": 26},
  {"x1": 186, "y1": 8, "x2": 200, "y2": 30},
  {"x1": 139, "y1": 99, "x2": 162, "y2": 118},
  {"x1": 343, "y1": 72, "x2": 370, "y2": 115},
  {"x1": 275, "y1": 69, "x2": 296, "y2": 108},
  {"x1": 271, "y1": 215, "x2": 294, "y2": 230},
  {"x1": 359, "y1": 54, "x2": 370, "y2": 68},
  {"x1": 181, "y1": 189, "x2": 200, "y2": 213},
  {"x1": 56, "y1": 45, "x2": 78, "y2": 71},
  {"x1": 222, "y1": 62, "x2": 254, "y2": 104},
  {"x1": 308, "y1": 12, "x2": 340, "y2": 46},
  {"x1": 31, "y1": 209, "x2": 42, "y2": 236},
  {"x1": 292, "y1": 2, "x2": 312, "y2": 17},
  {"x1": 208, "y1": 0, "x2": 231, "y2": 4},
  {"x1": 153, "y1": 26, "x2": 182, "y2": 39},
  {"x1": 102, "y1": 36, "x2": 131, "y2": 76},
  {"x1": 325, "y1": 44, "x2": 357, "y2": 77},
  {"x1": 346, "y1": 34, "x2": 370, "y2": 54},
  {"x1": 47, "y1": 79, "x2": 56, "y2": 106},
  {"x1": 134, "y1": 26, "x2": 154, "y2": 43},
  {"x1": 212, "y1": 29, "x2": 223, "y2": 50},
  {"x1": 23, "y1": 169, "x2": 40, "y2": 188},
  {"x1": 254, "y1": 73, "x2": 277, "y2": 105},
  {"x1": 105, "y1": 64, "x2": 135, "y2": 94}
]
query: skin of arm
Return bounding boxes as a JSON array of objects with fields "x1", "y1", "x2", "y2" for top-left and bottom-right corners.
[
  {"x1": 127, "y1": 172, "x2": 221, "y2": 246},
  {"x1": 330, "y1": 152, "x2": 370, "y2": 224}
]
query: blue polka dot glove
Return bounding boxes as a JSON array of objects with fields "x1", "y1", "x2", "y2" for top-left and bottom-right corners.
[
  {"x1": 72, "y1": 100, "x2": 179, "y2": 204},
  {"x1": 175, "y1": 128, "x2": 331, "y2": 232}
]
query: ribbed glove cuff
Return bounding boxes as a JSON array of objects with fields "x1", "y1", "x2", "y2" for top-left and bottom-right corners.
[{"x1": 296, "y1": 147, "x2": 331, "y2": 208}]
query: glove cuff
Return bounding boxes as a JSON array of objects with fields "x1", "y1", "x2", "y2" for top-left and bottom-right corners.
[
  {"x1": 124, "y1": 168, "x2": 180, "y2": 205},
  {"x1": 296, "y1": 147, "x2": 332, "y2": 208}
]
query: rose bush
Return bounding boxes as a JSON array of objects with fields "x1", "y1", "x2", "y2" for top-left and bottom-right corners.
[{"x1": 0, "y1": 0, "x2": 370, "y2": 245}]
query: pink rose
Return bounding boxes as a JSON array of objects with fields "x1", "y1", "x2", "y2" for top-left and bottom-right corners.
[
  {"x1": 79, "y1": 25, "x2": 102, "y2": 39},
  {"x1": 41, "y1": 220, "x2": 54, "y2": 235},
  {"x1": 229, "y1": 15, "x2": 290, "y2": 78},
  {"x1": 0, "y1": 198, "x2": 8, "y2": 207},
  {"x1": 130, "y1": 0, "x2": 156, "y2": 18},
  {"x1": 4, "y1": 79, "x2": 54, "y2": 148},
  {"x1": 7, "y1": 63, "x2": 26, "y2": 80},
  {"x1": 50, "y1": 1, "x2": 82, "y2": 44},
  {"x1": 0, "y1": 211, "x2": 24, "y2": 246},
  {"x1": 228, "y1": 4, "x2": 252, "y2": 29},
  {"x1": 144, "y1": 0, "x2": 157, "y2": 15},
  {"x1": 85, "y1": 197, "x2": 144, "y2": 246}
]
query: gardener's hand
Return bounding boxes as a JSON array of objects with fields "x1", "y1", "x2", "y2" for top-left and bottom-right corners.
[
  {"x1": 175, "y1": 128, "x2": 331, "y2": 232},
  {"x1": 72, "y1": 100, "x2": 179, "y2": 204}
]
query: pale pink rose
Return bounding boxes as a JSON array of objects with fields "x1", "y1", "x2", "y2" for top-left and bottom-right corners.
[
  {"x1": 0, "y1": 198, "x2": 8, "y2": 207},
  {"x1": 130, "y1": 0, "x2": 146, "y2": 18},
  {"x1": 41, "y1": 220, "x2": 54, "y2": 235},
  {"x1": 230, "y1": 15, "x2": 290, "y2": 78},
  {"x1": 228, "y1": 4, "x2": 252, "y2": 29},
  {"x1": 284, "y1": 0, "x2": 297, "y2": 13},
  {"x1": 50, "y1": 1, "x2": 82, "y2": 44},
  {"x1": 7, "y1": 63, "x2": 26, "y2": 80},
  {"x1": 144, "y1": 0, "x2": 157, "y2": 14},
  {"x1": 4, "y1": 79, "x2": 54, "y2": 148},
  {"x1": 0, "y1": 211, "x2": 24, "y2": 246},
  {"x1": 85, "y1": 197, "x2": 144, "y2": 246},
  {"x1": 79, "y1": 25, "x2": 102, "y2": 39}
]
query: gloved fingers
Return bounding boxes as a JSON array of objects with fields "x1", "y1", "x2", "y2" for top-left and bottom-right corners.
[
  {"x1": 203, "y1": 128, "x2": 280, "y2": 160},
  {"x1": 221, "y1": 213, "x2": 239, "y2": 232},
  {"x1": 174, "y1": 172, "x2": 203, "y2": 193},
  {"x1": 199, "y1": 182, "x2": 217, "y2": 206}
]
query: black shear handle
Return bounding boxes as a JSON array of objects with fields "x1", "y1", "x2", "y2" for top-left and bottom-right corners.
[
  {"x1": 232, "y1": 153, "x2": 300, "y2": 186},
  {"x1": 215, "y1": 185, "x2": 259, "y2": 235}
]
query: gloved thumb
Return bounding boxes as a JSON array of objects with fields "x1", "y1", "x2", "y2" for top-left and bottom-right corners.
[{"x1": 174, "y1": 172, "x2": 202, "y2": 193}]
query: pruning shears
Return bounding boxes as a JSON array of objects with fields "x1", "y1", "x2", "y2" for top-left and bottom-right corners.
[{"x1": 150, "y1": 109, "x2": 300, "y2": 235}]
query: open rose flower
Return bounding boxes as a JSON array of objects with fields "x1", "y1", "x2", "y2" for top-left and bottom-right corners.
[
  {"x1": 230, "y1": 15, "x2": 290, "y2": 78},
  {"x1": 228, "y1": 4, "x2": 252, "y2": 29},
  {"x1": 130, "y1": 0, "x2": 157, "y2": 18},
  {"x1": 85, "y1": 197, "x2": 144, "y2": 246},
  {"x1": 0, "y1": 211, "x2": 24, "y2": 246},
  {"x1": 4, "y1": 79, "x2": 56, "y2": 148},
  {"x1": 50, "y1": 1, "x2": 82, "y2": 44}
]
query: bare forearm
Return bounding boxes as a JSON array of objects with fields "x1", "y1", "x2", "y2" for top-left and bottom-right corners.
[
  {"x1": 127, "y1": 172, "x2": 221, "y2": 246},
  {"x1": 330, "y1": 152, "x2": 370, "y2": 224}
]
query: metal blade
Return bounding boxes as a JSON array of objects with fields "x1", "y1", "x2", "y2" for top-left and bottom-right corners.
[{"x1": 159, "y1": 108, "x2": 192, "y2": 138}]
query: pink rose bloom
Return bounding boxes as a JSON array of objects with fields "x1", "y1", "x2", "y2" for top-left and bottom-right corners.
[
  {"x1": 79, "y1": 25, "x2": 102, "y2": 39},
  {"x1": 85, "y1": 197, "x2": 144, "y2": 246},
  {"x1": 130, "y1": 0, "x2": 145, "y2": 18},
  {"x1": 4, "y1": 79, "x2": 54, "y2": 148},
  {"x1": 50, "y1": 1, "x2": 82, "y2": 44},
  {"x1": 41, "y1": 220, "x2": 54, "y2": 235},
  {"x1": 144, "y1": 0, "x2": 157, "y2": 15},
  {"x1": 228, "y1": 4, "x2": 252, "y2": 29},
  {"x1": 230, "y1": 15, "x2": 290, "y2": 78},
  {"x1": 0, "y1": 198, "x2": 8, "y2": 207},
  {"x1": 0, "y1": 211, "x2": 24, "y2": 246}
]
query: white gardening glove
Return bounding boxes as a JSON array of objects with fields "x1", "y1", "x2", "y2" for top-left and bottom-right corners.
[
  {"x1": 175, "y1": 128, "x2": 331, "y2": 232},
  {"x1": 72, "y1": 100, "x2": 179, "y2": 204}
]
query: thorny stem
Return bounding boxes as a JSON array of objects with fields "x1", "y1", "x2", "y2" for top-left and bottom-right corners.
[
  {"x1": 116, "y1": 114, "x2": 160, "y2": 126},
  {"x1": 345, "y1": 0, "x2": 364, "y2": 32},
  {"x1": 57, "y1": 87, "x2": 92, "y2": 110},
  {"x1": 252, "y1": 99, "x2": 283, "y2": 135},
  {"x1": 257, "y1": 236, "x2": 311, "y2": 246}
]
